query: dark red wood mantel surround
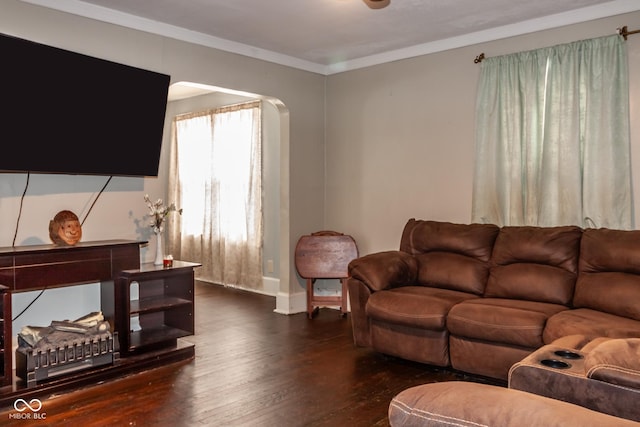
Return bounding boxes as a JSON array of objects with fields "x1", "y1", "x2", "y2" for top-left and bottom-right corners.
[
  {"x1": 0, "y1": 240, "x2": 196, "y2": 407},
  {"x1": 0, "y1": 240, "x2": 140, "y2": 292}
]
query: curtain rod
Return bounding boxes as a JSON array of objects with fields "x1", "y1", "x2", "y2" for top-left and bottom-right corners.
[
  {"x1": 618, "y1": 25, "x2": 640, "y2": 40},
  {"x1": 473, "y1": 25, "x2": 639, "y2": 63}
]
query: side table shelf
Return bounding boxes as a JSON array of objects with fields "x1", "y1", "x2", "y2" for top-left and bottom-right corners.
[{"x1": 114, "y1": 261, "x2": 201, "y2": 355}]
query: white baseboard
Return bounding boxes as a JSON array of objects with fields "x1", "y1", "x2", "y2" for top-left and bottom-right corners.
[
  {"x1": 204, "y1": 276, "x2": 279, "y2": 296},
  {"x1": 198, "y1": 276, "x2": 309, "y2": 315},
  {"x1": 274, "y1": 290, "x2": 306, "y2": 315},
  {"x1": 261, "y1": 276, "x2": 279, "y2": 296}
]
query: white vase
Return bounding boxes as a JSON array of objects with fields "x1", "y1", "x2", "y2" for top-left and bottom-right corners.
[{"x1": 154, "y1": 231, "x2": 164, "y2": 266}]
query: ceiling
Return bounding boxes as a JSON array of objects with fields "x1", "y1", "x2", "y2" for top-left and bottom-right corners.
[{"x1": 23, "y1": 0, "x2": 640, "y2": 74}]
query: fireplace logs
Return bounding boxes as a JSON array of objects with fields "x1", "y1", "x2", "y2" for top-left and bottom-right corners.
[{"x1": 16, "y1": 311, "x2": 118, "y2": 387}]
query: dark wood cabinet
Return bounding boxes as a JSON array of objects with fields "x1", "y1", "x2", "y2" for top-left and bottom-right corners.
[
  {"x1": 113, "y1": 261, "x2": 199, "y2": 354},
  {"x1": 0, "y1": 286, "x2": 10, "y2": 386}
]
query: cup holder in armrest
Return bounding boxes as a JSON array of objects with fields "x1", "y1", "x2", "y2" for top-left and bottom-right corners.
[
  {"x1": 554, "y1": 350, "x2": 583, "y2": 360},
  {"x1": 540, "y1": 359, "x2": 571, "y2": 369}
]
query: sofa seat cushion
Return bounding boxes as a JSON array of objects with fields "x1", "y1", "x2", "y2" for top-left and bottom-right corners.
[
  {"x1": 366, "y1": 286, "x2": 478, "y2": 330},
  {"x1": 447, "y1": 298, "x2": 568, "y2": 348},
  {"x1": 543, "y1": 308, "x2": 640, "y2": 344}
]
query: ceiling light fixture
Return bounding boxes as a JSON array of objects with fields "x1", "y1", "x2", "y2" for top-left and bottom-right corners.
[{"x1": 363, "y1": 0, "x2": 390, "y2": 10}]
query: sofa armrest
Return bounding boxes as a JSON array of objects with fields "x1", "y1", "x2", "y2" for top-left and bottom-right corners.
[
  {"x1": 586, "y1": 338, "x2": 640, "y2": 389},
  {"x1": 509, "y1": 339, "x2": 640, "y2": 421},
  {"x1": 348, "y1": 251, "x2": 417, "y2": 292}
]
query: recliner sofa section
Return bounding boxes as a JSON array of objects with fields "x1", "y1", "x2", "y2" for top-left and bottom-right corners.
[
  {"x1": 347, "y1": 219, "x2": 640, "y2": 380},
  {"x1": 348, "y1": 221, "x2": 499, "y2": 367}
]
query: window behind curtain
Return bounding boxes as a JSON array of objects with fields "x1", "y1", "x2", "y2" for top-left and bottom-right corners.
[
  {"x1": 472, "y1": 35, "x2": 632, "y2": 229},
  {"x1": 168, "y1": 100, "x2": 263, "y2": 289}
]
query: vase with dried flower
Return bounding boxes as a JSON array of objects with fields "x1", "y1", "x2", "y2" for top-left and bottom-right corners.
[{"x1": 144, "y1": 194, "x2": 182, "y2": 265}]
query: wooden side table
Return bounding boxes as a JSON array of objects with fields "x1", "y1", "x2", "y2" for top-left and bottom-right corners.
[
  {"x1": 113, "y1": 260, "x2": 201, "y2": 354},
  {"x1": 294, "y1": 231, "x2": 358, "y2": 319}
]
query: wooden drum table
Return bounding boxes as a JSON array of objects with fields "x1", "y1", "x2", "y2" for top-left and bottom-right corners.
[{"x1": 294, "y1": 231, "x2": 358, "y2": 319}]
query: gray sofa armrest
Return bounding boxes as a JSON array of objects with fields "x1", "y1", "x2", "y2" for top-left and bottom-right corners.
[{"x1": 348, "y1": 251, "x2": 417, "y2": 292}]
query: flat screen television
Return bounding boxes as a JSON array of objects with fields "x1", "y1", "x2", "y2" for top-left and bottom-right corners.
[{"x1": 0, "y1": 33, "x2": 171, "y2": 177}]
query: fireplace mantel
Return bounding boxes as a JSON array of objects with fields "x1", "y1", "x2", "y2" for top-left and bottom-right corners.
[
  {"x1": 0, "y1": 239, "x2": 141, "y2": 292},
  {"x1": 0, "y1": 240, "x2": 196, "y2": 406}
]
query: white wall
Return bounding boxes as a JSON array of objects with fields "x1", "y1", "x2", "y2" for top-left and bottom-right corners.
[
  {"x1": 1, "y1": 0, "x2": 326, "y2": 330},
  {"x1": 3, "y1": 2, "x2": 640, "y2": 323},
  {"x1": 325, "y1": 11, "x2": 640, "y2": 256}
]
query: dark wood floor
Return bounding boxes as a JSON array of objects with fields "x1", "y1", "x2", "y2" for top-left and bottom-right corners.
[{"x1": 0, "y1": 281, "x2": 503, "y2": 426}]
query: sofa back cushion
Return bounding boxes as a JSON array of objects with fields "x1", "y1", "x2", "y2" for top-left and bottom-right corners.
[
  {"x1": 400, "y1": 220, "x2": 500, "y2": 295},
  {"x1": 485, "y1": 226, "x2": 582, "y2": 305},
  {"x1": 575, "y1": 228, "x2": 640, "y2": 320}
]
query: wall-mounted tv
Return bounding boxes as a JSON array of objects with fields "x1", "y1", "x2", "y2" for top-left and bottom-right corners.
[{"x1": 0, "y1": 33, "x2": 171, "y2": 177}]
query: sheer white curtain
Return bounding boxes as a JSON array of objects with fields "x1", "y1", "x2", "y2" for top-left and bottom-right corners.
[
  {"x1": 472, "y1": 35, "x2": 632, "y2": 228},
  {"x1": 168, "y1": 101, "x2": 263, "y2": 288}
]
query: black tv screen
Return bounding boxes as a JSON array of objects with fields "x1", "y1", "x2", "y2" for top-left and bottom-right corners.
[{"x1": 0, "y1": 33, "x2": 170, "y2": 177}]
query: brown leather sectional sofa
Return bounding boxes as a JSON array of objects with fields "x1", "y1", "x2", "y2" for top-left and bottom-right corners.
[{"x1": 347, "y1": 219, "x2": 640, "y2": 381}]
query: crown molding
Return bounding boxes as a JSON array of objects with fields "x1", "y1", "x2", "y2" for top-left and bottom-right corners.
[
  {"x1": 325, "y1": 0, "x2": 640, "y2": 74},
  {"x1": 21, "y1": 0, "x2": 325, "y2": 74},
  {"x1": 21, "y1": 0, "x2": 640, "y2": 76}
]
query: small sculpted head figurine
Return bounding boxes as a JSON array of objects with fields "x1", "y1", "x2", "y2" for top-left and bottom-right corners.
[{"x1": 49, "y1": 210, "x2": 82, "y2": 246}]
